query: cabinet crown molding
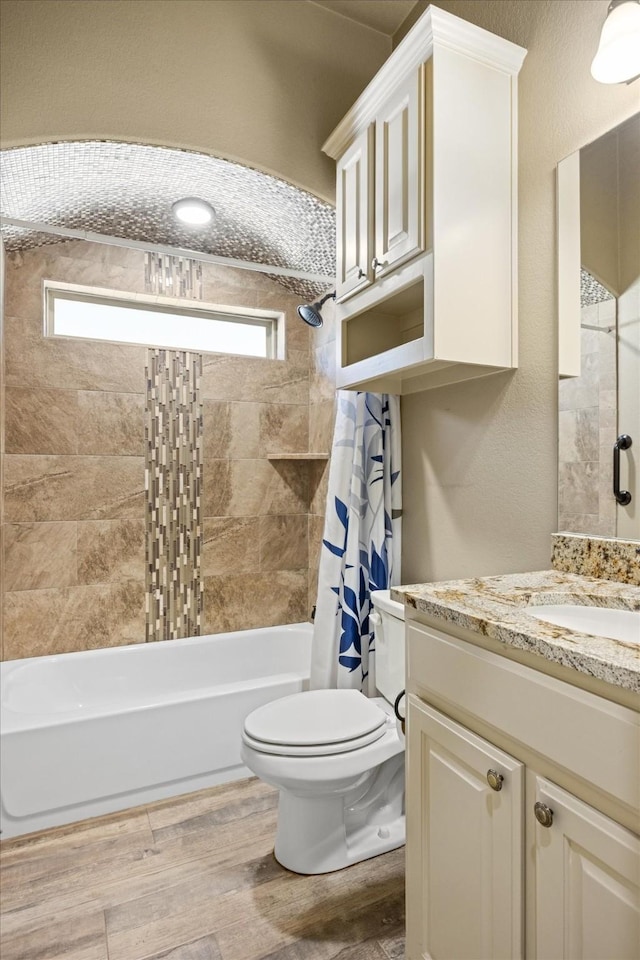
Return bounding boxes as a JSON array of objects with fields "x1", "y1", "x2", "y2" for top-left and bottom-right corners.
[{"x1": 322, "y1": 4, "x2": 527, "y2": 160}]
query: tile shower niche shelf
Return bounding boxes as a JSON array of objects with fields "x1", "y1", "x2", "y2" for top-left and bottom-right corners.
[{"x1": 267, "y1": 453, "x2": 329, "y2": 461}]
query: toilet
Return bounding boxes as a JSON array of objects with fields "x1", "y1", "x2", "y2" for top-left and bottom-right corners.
[{"x1": 241, "y1": 589, "x2": 405, "y2": 874}]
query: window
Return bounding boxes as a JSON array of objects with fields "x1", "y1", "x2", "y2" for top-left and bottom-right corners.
[{"x1": 45, "y1": 282, "x2": 282, "y2": 358}]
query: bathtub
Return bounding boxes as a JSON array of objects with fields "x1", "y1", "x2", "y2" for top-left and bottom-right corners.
[{"x1": 0, "y1": 623, "x2": 312, "y2": 839}]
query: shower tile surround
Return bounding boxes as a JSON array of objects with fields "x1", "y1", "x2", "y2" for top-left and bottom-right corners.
[
  {"x1": 0, "y1": 241, "x2": 337, "y2": 659},
  {"x1": 558, "y1": 272, "x2": 616, "y2": 536}
]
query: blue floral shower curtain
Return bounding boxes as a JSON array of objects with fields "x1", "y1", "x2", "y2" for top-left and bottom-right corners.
[{"x1": 310, "y1": 392, "x2": 402, "y2": 694}]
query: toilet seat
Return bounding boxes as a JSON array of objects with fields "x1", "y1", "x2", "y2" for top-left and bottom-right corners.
[{"x1": 242, "y1": 689, "x2": 388, "y2": 757}]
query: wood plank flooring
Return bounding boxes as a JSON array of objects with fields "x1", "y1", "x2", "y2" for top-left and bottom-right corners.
[{"x1": 0, "y1": 777, "x2": 405, "y2": 960}]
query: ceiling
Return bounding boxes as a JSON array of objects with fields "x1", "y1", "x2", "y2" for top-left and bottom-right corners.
[
  {"x1": 0, "y1": 5, "x2": 423, "y2": 297},
  {"x1": 0, "y1": 141, "x2": 335, "y2": 299},
  {"x1": 310, "y1": 0, "x2": 419, "y2": 35}
]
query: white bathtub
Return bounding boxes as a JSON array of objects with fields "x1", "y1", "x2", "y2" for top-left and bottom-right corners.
[{"x1": 0, "y1": 623, "x2": 312, "y2": 839}]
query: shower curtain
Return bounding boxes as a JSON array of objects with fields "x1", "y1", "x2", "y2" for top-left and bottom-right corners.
[{"x1": 311, "y1": 392, "x2": 402, "y2": 694}]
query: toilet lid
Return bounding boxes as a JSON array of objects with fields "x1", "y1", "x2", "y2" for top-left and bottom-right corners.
[
  {"x1": 243, "y1": 689, "x2": 387, "y2": 748},
  {"x1": 242, "y1": 724, "x2": 387, "y2": 757}
]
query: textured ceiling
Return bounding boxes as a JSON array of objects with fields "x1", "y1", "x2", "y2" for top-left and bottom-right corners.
[
  {"x1": 310, "y1": 0, "x2": 418, "y2": 35},
  {"x1": 0, "y1": 141, "x2": 335, "y2": 299}
]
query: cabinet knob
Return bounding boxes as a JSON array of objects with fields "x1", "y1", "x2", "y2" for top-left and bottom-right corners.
[
  {"x1": 486, "y1": 769, "x2": 504, "y2": 792},
  {"x1": 372, "y1": 257, "x2": 383, "y2": 271},
  {"x1": 358, "y1": 268, "x2": 366, "y2": 279},
  {"x1": 534, "y1": 801, "x2": 554, "y2": 828}
]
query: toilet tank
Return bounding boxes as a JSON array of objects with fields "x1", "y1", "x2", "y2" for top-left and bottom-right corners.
[{"x1": 370, "y1": 590, "x2": 405, "y2": 704}]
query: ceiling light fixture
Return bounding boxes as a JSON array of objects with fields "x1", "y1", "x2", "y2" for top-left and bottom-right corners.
[
  {"x1": 591, "y1": 0, "x2": 640, "y2": 84},
  {"x1": 171, "y1": 197, "x2": 216, "y2": 226}
]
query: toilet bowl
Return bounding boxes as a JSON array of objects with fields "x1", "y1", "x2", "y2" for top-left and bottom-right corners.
[{"x1": 241, "y1": 589, "x2": 406, "y2": 874}]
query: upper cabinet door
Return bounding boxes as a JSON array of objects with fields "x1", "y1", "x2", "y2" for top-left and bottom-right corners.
[
  {"x1": 374, "y1": 66, "x2": 426, "y2": 279},
  {"x1": 532, "y1": 775, "x2": 640, "y2": 960},
  {"x1": 406, "y1": 696, "x2": 524, "y2": 960},
  {"x1": 336, "y1": 125, "x2": 374, "y2": 302}
]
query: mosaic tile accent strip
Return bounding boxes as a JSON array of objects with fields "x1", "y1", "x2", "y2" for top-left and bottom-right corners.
[
  {"x1": 145, "y1": 350, "x2": 203, "y2": 641},
  {"x1": 581, "y1": 268, "x2": 614, "y2": 307},
  {"x1": 144, "y1": 252, "x2": 203, "y2": 299},
  {"x1": 0, "y1": 141, "x2": 334, "y2": 299}
]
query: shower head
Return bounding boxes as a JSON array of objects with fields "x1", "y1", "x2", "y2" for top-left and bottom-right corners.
[{"x1": 297, "y1": 291, "x2": 336, "y2": 327}]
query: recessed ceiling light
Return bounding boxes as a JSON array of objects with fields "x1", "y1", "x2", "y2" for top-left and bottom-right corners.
[{"x1": 171, "y1": 197, "x2": 216, "y2": 226}]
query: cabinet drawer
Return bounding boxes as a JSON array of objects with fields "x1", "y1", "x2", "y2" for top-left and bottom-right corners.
[{"x1": 407, "y1": 621, "x2": 640, "y2": 814}]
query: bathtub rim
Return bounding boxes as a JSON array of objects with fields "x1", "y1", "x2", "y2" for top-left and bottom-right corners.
[{"x1": 1, "y1": 622, "x2": 313, "y2": 732}]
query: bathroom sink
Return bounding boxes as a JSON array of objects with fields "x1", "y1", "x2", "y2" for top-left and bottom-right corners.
[{"x1": 527, "y1": 604, "x2": 640, "y2": 644}]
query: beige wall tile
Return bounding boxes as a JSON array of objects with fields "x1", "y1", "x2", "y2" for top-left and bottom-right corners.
[
  {"x1": 77, "y1": 392, "x2": 145, "y2": 456},
  {"x1": 558, "y1": 461, "x2": 599, "y2": 516},
  {"x1": 202, "y1": 517, "x2": 260, "y2": 576},
  {"x1": 307, "y1": 514, "x2": 325, "y2": 617},
  {"x1": 259, "y1": 403, "x2": 308, "y2": 456},
  {"x1": 203, "y1": 459, "x2": 308, "y2": 518},
  {"x1": 259, "y1": 516, "x2": 308, "y2": 571},
  {"x1": 3, "y1": 581, "x2": 145, "y2": 659},
  {"x1": 4, "y1": 253, "x2": 53, "y2": 321},
  {"x1": 200, "y1": 284, "x2": 260, "y2": 310},
  {"x1": 309, "y1": 460, "x2": 330, "y2": 516},
  {"x1": 77, "y1": 520, "x2": 145, "y2": 584},
  {"x1": 203, "y1": 402, "x2": 261, "y2": 460},
  {"x1": 202, "y1": 570, "x2": 307, "y2": 634},
  {"x1": 311, "y1": 341, "x2": 337, "y2": 402},
  {"x1": 5, "y1": 314, "x2": 147, "y2": 394},
  {"x1": 4, "y1": 455, "x2": 145, "y2": 522},
  {"x1": 4, "y1": 522, "x2": 77, "y2": 592},
  {"x1": 202, "y1": 402, "x2": 231, "y2": 459},
  {"x1": 308, "y1": 565, "x2": 320, "y2": 619},
  {"x1": 5, "y1": 387, "x2": 78, "y2": 455},
  {"x1": 307, "y1": 514, "x2": 325, "y2": 572},
  {"x1": 202, "y1": 460, "x2": 233, "y2": 517},
  {"x1": 236, "y1": 460, "x2": 309, "y2": 516},
  {"x1": 309, "y1": 399, "x2": 335, "y2": 453},
  {"x1": 201, "y1": 353, "x2": 309, "y2": 405},
  {"x1": 256, "y1": 291, "x2": 311, "y2": 356}
]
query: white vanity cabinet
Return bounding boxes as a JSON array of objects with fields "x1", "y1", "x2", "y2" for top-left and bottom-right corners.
[
  {"x1": 406, "y1": 697, "x2": 524, "y2": 959},
  {"x1": 323, "y1": 6, "x2": 527, "y2": 394},
  {"x1": 405, "y1": 617, "x2": 640, "y2": 960}
]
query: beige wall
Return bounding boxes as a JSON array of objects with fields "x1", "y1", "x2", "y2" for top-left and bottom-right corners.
[
  {"x1": 1, "y1": 240, "x2": 335, "y2": 659},
  {"x1": 396, "y1": 0, "x2": 640, "y2": 583},
  {"x1": 0, "y1": 0, "x2": 391, "y2": 203}
]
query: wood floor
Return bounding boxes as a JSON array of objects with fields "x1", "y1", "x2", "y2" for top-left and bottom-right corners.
[{"x1": 0, "y1": 777, "x2": 405, "y2": 960}]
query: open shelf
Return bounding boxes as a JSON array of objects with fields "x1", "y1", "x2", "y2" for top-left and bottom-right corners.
[{"x1": 267, "y1": 453, "x2": 329, "y2": 460}]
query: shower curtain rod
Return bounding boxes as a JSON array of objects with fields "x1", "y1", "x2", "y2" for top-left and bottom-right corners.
[{"x1": 0, "y1": 216, "x2": 334, "y2": 285}]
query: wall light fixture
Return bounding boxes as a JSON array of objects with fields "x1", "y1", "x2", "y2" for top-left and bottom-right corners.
[{"x1": 591, "y1": 0, "x2": 640, "y2": 84}]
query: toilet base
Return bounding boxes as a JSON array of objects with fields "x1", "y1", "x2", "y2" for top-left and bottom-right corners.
[{"x1": 273, "y1": 753, "x2": 405, "y2": 874}]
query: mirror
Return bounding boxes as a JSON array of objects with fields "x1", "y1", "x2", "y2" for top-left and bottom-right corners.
[{"x1": 557, "y1": 113, "x2": 640, "y2": 540}]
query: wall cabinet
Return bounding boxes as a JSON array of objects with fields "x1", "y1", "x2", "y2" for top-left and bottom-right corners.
[
  {"x1": 405, "y1": 618, "x2": 640, "y2": 960},
  {"x1": 323, "y1": 6, "x2": 527, "y2": 394},
  {"x1": 336, "y1": 69, "x2": 425, "y2": 303}
]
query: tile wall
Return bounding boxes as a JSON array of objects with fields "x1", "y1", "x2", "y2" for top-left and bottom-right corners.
[
  {"x1": 558, "y1": 296, "x2": 617, "y2": 536},
  {"x1": 0, "y1": 240, "x2": 336, "y2": 660}
]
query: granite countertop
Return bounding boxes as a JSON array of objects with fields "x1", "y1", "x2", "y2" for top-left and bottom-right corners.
[{"x1": 392, "y1": 570, "x2": 640, "y2": 694}]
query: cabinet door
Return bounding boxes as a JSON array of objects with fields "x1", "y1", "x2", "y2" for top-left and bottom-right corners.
[
  {"x1": 406, "y1": 696, "x2": 524, "y2": 960},
  {"x1": 374, "y1": 66, "x2": 425, "y2": 279},
  {"x1": 532, "y1": 775, "x2": 640, "y2": 960},
  {"x1": 336, "y1": 125, "x2": 374, "y2": 302}
]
